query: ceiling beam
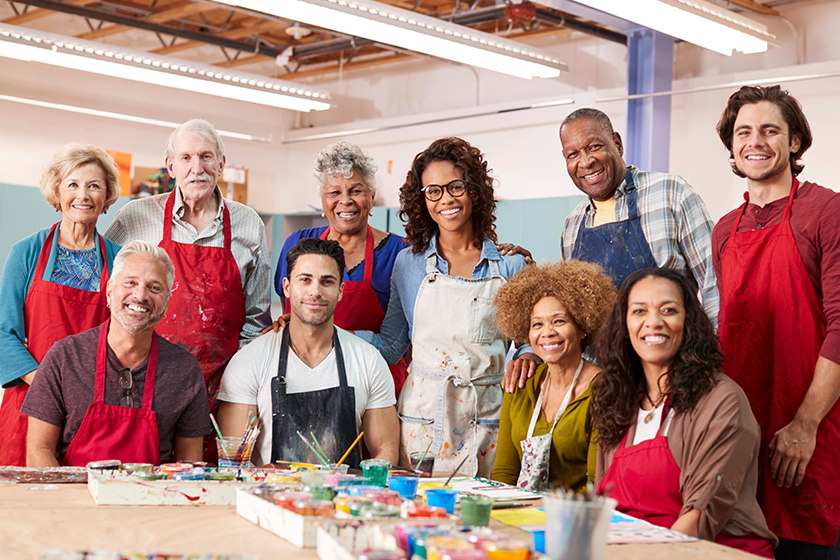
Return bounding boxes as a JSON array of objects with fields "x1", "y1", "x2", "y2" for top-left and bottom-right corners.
[
  {"x1": 214, "y1": 53, "x2": 272, "y2": 67},
  {"x1": 76, "y1": 1, "x2": 218, "y2": 40},
  {"x1": 287, "y1": 52, "x2": 416, "y2": 79},
  {"x1": 727, "y1": 0, "x2": 780, "y2": 16},
  {"x1": 151, "y1": 20, "x2": 286, "y2": 54},
  {"x1": 3, "y1": 0, "x2": 96, "y2": 24},
  {"x1": 10, "y1": 0, "x2": 285, "y2": 56}
]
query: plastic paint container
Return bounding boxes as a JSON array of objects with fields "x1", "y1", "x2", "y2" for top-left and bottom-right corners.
[
  {"x1": 86, "y1": 460, "x2": 120, "y2": 470},
  {"x1": 410, "y1": 451, "x2": 435, "y2": 476},
  {"x1": 171, "y1": 469, "x2": 205, "y2": 481},
  {"x1": 483, "y1": 539, "x2": 532, "y2": 560},
  {"x1": 160, "y1": 463, "x2": 193, "y2": 474},
  {"x1": 338, "y1": 477, "x2": 373, "y2": 487},
  {"x1": 303, "y1": 484, "x2": 336, "y2": 501},
  {"x1": 120, "y1": 463, "x2": 152, "y2": 474},
  {"x1": 459, "y1": 495, "x2": 496, "y2": 527},
  {"x1": 205, "y1": 471, "x2": 237, "y2": 481},
  {"x1": 360, "y1": 459, "x2": 390, "y2": 487},
  {"x1": 419, "y1": 482, "x2": 452, "y2": 504},
  {"x1": 293, "y1": 499, "x2": 335, "y2": 516},
  {"x1": 387, "y1": 476, "x2": 420, "y2": 500},
  {"x1": 273, "y1": 491, "x2": 314, "y2": 510},
  {"x1": 325, "y1": 473, "x2": 355, "y2": 486},
  {"x1": 424, "y1": 488, "x2": 458, "y2": 514}
]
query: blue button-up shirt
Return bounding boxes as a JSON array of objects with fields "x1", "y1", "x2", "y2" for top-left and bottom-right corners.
[{"x1": 356, "y1": 236, "x2": 531, "y2": 365}]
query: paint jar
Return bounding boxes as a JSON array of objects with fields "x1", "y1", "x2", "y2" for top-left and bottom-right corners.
[
  {"x1": 86, "y1": 460, "x2": 121, "y2": 470},
  {"x1": 345, "y1": 485, "x2": 386, "y2": 496},
  {"x1": 300, "y1": 469, "x2": 328, "y2": 486},
  {"x1": 302, "y1": 484, "x2": 336, "y2": 501},
  {"x1": 460, "y1": 496, "x2": 496, "y2": 527},
  {"x1": 266, "y1": 472, "x2": 297, "y2": 483},
  {"x1": 361, "y1": 489, "x2": 403, "y2": 506},
  {"x1": 361, "y1": 459, "x2": 391, "y2": 486},
  {"x1": 359, "y1": 502, "x2": 402, "y2": 519},
  {"x1": 318, "y1": 463, "x2": 350, "y2": 475},
  {"x1": 326, "y1": 473, "x2": 355, "y2": 486},
  {"x1": 120, "y1": 463, "x2": 152, "y2": 474},
  {"x1": 216, "y1": 437, "x2": 252, "y2": 469},
  {"x1": 483, "y1": 539, "x2": 532, "y2": 560},
  {"x1": 273, "y1": 490, "x2": 313, "y2": 511},
  {"x1": 387, "y1": 476, "x2": 420, "y2": 501},
  {"x1": 542, "y1": 496, "x2": 615, "y2": 560},
  {"x1": 160, "y1": 463, "x2": 193, "y2": 474},
  {"x1": 401, "y1": 502, "x2": 449, "y2": 518},
  {"x1": 409, "y1": 451, "x2": 435, "y2": 476},
  {"x1": 425, "y1": 535, "x2": 473, "y2": 560},
  {"x1": 135, "y1": 472, "x2": 167, "y2": 481},
  {"x1": 419, "y1": 482, "x2": 452, "y2": 504},
  {"x1": 424, "y1": 488, "x2": 458, "y2": 514},
  {"x1": 205, "y1": 471, "x2": 237, "y2": 481},
  {"x1": 293, "y1": 499, "x2": 336, "y2": 516},
  {"x1": 438, "y1": 550, "x2": 487, "y2": 560},
  {"x1": 338, "y1": 477, "x2": 373, "y2": 487}
]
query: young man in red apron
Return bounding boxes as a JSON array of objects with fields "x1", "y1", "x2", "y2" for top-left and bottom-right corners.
[
  {"x1": 714, "y1": 85, "x2": 840, "y2": 559},
  {"x1": 22, "y1": 242, "x2": 211, "y2": 466}
]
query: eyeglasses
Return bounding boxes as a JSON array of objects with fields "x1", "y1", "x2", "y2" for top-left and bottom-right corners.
[
  {"x1": 119, "y1": 368, "x2": 133, "y2": 408},
  {"x1": 421, "y1": 180, "x2": 467, "y2": 202}
]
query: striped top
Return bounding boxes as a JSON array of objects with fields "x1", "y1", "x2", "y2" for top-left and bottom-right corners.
[
  {"x1": 561, "y1": 166, "x2": 718, "y2": 325},
  {"x1": 51, "y1": 245, "x2": 99, "y2": 292}
]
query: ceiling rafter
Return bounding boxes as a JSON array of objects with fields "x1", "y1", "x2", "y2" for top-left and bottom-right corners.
[
  {"x1": 151, "y1": 19, "x2": 286, "y2": 54},
  {"x1": 3, "y1": 0, "x2": 96, "y2": 24},
  {"x1": 76, "y1": 1, "x2": 218, "y2": 40}
]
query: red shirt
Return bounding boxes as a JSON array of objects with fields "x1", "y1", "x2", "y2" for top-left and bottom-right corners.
[{"x1": 713, "y1": 180, "x2": 840, "y2": 365}]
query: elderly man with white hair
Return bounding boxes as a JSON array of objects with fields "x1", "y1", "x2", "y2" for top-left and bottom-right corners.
[
  {"x1": 23, "y1": 241, "x2": 212, "y2": 466},
  {"x1": 105, "y1": 119, "x2": 271, "y2": 427}
]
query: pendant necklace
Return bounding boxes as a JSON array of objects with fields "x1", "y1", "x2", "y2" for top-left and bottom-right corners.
[{"x1": 642, "y1": 392, "x2": 666, "y2": 424}]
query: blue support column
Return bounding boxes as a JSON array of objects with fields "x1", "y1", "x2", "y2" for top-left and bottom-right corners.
[{"x1": 625, "y1": 28, "x2": 674, "y2": 173}]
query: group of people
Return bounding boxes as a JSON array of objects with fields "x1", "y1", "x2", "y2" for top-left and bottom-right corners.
[{"x1": 0, "y1": 83, "x2": 837, "y2": 559}]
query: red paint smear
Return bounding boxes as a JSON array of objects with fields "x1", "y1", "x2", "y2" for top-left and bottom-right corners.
[{"x1": 136, "y1": 481, "x2": 201, "y2": 501}]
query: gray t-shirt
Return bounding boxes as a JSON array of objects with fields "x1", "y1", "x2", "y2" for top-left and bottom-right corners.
[{"x1": 22, "y1": 324, "x2": 213, "y2": 463}]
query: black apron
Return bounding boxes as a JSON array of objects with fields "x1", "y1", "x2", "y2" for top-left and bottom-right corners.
[
  {"x1": 270, "y1": 327, "x2": 363, "y2": 469},
  {"x1": 571, "y1": 169, "x2": 657, "y2": 289}
]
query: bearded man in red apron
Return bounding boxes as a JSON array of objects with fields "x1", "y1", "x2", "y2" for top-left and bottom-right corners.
[
  {"x1": 714, "y1": 85, "x2": 840, "y2": 559},
  {"x1": 22, "y1": 241, "x2": 211, "y2": 466},
  {"x1": 105, "y1": 120, "x2": 271, "y2": 460}
]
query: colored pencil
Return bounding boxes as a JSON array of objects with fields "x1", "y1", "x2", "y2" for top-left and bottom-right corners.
[{"x1": 335, "y1": 431, "x2": 364, "y2": 469}]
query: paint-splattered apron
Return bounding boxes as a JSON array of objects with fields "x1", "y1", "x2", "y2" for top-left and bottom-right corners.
[
  {"x1": 397, "y1": 253, "x2": 506, "y2": 477},
  {"x1": 516, "y1": 359, "x2": 583, "y2": 491}
]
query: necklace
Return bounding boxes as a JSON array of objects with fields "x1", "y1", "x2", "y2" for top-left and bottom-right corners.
[{"x1": 642, "y1": 392, "x2": 667, "y2": 424}]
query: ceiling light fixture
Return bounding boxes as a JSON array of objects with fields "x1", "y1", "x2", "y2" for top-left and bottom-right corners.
[
  {"x1": 209, "y1": 0, "x2": 568, "y2": 79},
  {"x1": 570, "y1": 0, "x2": 776, "y2": 56},
  {"x1": 0, "y1": 23, "x2": 333, "y2": 112}
]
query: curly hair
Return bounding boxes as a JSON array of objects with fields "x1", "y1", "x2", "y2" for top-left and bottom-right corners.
[
  {"x1": 716, "y1": 85, "x2": 812, "y2": 178},
  {"x1": 398, "y1": 137, "x2": 497, "y2": 254},
  {"x1": 314, "y1": 141, "x2": 378, "y2": 196},
  {"x1": 591, "y1": 268, "x2": 721, "y2": 449},
  {"x1": 493, "y1": 260, "x2": 615, "y2": 352},
  {"x1": 40, "y1": 144, "x2": 121, "y2": 213}
]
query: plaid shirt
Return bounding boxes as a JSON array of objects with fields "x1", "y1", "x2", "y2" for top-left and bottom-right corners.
[
  {"x1": 561, "y1": 166, "x2": 719, "y2": 325},
  {"x1": 104, "y1": 186, "x2": 271, "y2": 346}
]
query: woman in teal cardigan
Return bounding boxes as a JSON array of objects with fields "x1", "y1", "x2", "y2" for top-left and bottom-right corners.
[{"x1": 492, "y1": 260, "x2": 614, "y2": 492}]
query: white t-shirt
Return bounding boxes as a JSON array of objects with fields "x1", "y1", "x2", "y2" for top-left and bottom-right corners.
[
  {"x1": 218, "y1": 327, "x2": 396, "y2": 465},
  {"x1": 632, "y1": 405, "x2": 675, "y2": 446}
]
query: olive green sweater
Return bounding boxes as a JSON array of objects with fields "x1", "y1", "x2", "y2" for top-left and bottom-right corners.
[{"x1": 492, "y1": 363, "x2": 597, "y2": 491}]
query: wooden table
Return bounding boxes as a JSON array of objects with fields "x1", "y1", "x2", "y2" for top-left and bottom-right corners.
[{"x1": 0, "y1": 484, "x2": 758, "y2": 559}]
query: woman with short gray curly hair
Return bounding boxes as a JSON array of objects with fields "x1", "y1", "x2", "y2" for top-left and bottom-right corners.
[
  {"x1": 0, "y1": 143, "x2": 122, "y2": 465},
  {"x1": 274, "y1": 141, "x2": 409, "y2": 396}
]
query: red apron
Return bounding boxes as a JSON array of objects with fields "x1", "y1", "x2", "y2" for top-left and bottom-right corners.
[
  {"x1": 154, "y1": 191, "x2": 245, "y2": 462},
  {"x1": 719, "y1": 179, "x2": 840, "y2": 546},
  {"x1": 317, "y1": 225, "x2": 407, "y2": 397},
  {"x1": 0, "y1": 224, "x2": 110, "y2": 466},
  {"x1": 598, "y1": 409, "x2": 774, "y2": 557},
  {"x1": 62, "y1": 319, "x2": 160, "y2": 466}
]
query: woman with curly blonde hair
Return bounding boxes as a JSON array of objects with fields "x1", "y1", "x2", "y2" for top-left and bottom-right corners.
[{"x1": 492, "y1": 260, "x2": 614, "y2": 491}]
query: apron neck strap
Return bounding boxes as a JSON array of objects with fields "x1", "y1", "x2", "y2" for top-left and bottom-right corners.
[
  {"x1": 730, "y1": 177, "x2": 800, "y2": 237},
  {"x1": 277, "y1": 326, "x2": 347, "y2": 395},
  {"x1": 321, "y1": 225, "x2": 375, "y2": 283},
  {"x1": 624, "y1": 169, "x2": 640, "y2": 220},
  {"x1": 525, "y1": 358, "x2": 585, "y2": 438},
  {"x1": 96, "y1": 319, "x2": 158, "y2": 410}
]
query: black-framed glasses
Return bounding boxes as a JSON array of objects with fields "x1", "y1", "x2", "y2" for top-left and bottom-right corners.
[
  {"x1": 421, "y1": 180, "x2": 467, "y2": 202},
  {"x1": 119, "y1": 368, "x2": 134, "y2": 408}
]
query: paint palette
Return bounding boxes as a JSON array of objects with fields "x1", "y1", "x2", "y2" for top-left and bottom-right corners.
[
  {"x1": 0, "y1": 466, "x2": 88, "y2": 484},
  {"x1": 87, "y1": 468, "x2": 293, "y2": 506}
]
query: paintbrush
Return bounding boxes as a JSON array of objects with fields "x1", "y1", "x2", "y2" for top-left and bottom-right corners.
[
  {"x1": 310, "y1": 431, "x2": 330, "y2": 464},
  {"x1": 444, "y1": 454, "x2": 471, "y2": 486},
  {"x1": 296, "y1": 430, "x2": 330, "y2": 465},
  {"x1": 414, "y1": 439, "x2": 434, "y2": 473},
  {"x1": 209, "y1": 413, "x2": 231, "y2": 456},
  {"x1": 335, "y1": 431, "x2": 364, "y2": 470}
]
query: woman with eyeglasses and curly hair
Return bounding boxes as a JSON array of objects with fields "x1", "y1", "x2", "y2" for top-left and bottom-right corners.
[
  {"x1": 355, "y1": 137, "x2": 538, "y2": 476},
  {"x1": 593, "y1": 268, "x2": 776, "y2": 557}
]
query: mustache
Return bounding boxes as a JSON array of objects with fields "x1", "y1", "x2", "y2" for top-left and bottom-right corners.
[{"x1": 188, "y1": 172, "x2": 214, "y2": 182}]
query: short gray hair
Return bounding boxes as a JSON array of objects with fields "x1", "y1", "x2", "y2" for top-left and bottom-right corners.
[
  {"x1": 165, "y1": 119, "x2": 225, "y2": 161},
  {"x1": 560, "y1": 108, "x2": 615, "y2": 136},
  {"x1": 110, "y1": 240, "x2": 176, "y2": 295},
  {"x1": 314, "y1": 142, "x2": 378, "y2": 196}
]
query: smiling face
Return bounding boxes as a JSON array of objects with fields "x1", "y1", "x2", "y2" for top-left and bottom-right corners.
[
  {"x1": 58, "y1": 162, "x2": 107, "y2": 225},
  {"x1": 422, "y1": 160, "x2": 474, "y2": 237},
  {"x1": 528, "y1": 296, "x2": 585, "y2": 367},
  {"x1": 626, "y1": 276, "x2": 686, "y2": 374},
  {"x1": 107, "y1": 253, "x2": 169, "y2": 336},
  {"x1": 321, "y1": 170, "x2": 374, "y2": 237},
  {"x1": 732, "y1": 101, "x2": 801, "y2": 186},
  {"x1": 166, "y1": 130, "x2": 225, "y2": 202},
  {"x1": 560, "y1": 116, "x2": 626, "y2": 202},
  {"x1": 283, "y1": 253, "x2": 343, "y2": 327}
]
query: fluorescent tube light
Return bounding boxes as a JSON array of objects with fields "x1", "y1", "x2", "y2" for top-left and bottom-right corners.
[
  {"x1": 570, "y1": 0, "x2": 776, "y2": 56},
  {"x1": 0, "y1": 23, "x2": 333, "y2": 112},
  {"x1": 210, "y1": 0, "x2": 568, "y2": 79}
]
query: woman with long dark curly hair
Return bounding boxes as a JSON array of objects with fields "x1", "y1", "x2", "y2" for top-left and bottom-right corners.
[
  {"x1": 356, "y1": 137, "x2": 538, "y2": 477},
  {"x1": 593, "y1": 268, "x2": 776, "y2": 557}
]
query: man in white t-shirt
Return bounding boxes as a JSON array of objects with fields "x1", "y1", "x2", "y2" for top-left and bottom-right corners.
[{"x1": 217, "y1": 238, "x2": 398, "y2": 468}]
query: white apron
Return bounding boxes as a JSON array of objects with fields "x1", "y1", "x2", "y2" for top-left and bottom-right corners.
[
  {"x1": 516, "y1": 359, "x2": 583, "y2": 491},
  {"x1": 397, "y1": 253, "x2": 507, "y2": 477}
]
